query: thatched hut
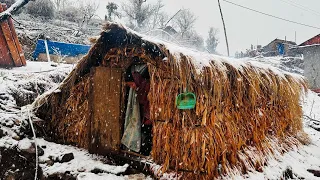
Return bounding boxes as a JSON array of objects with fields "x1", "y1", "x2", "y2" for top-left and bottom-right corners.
[{"x1": 34, "y1": 23, "x2": 307, "y2": 178}]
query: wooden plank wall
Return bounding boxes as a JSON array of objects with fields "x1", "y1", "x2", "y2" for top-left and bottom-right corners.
[
  {"x1": 89, "y1": 67, "x2": 122, "y2": 155},
  {"x1": 0, "y1": 3, "x2": 26, "y2": 67}
]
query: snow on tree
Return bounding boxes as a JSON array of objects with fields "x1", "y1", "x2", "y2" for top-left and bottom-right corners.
[
  {"x1": 173, "y1": 9, "x2": 196, "y2": 38},
  {"x1": 79, "y1": 0, "x2": 99, "y2": 26},
  {"x1": 147, "y1": 0, "x2": 167, "y2": 30},
  {"x1": 121, "y1": 0, "x2": 155, "y2": 30},
  {"x1": 206, "y1": 27, "x2": 219, "y2": 54},
  {"x1": 105, "y1": 2, "x2": 120, "y2": 21},
  {"x1": 26, "y1": 0, "x2": 55, "y2": 19}
]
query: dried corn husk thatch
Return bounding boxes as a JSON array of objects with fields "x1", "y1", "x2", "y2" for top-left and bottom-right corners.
[{"x1": 34, "y1": 22, "x2": 307, "y2": 178}]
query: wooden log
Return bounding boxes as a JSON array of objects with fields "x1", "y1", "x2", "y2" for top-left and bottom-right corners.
[
  {"x1": 2, "y1": 4, "x2": 26, "y2": 66},
  {"x1": 0, "y1": 5, "x2": 21, "y2": 66}
]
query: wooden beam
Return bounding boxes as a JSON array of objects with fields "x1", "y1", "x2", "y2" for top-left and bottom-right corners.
[
  {"x1": 0, "y1": 5, "x2": 22, "y2": 66},
  {"x1": 2, "y1": 4, "x2": 26, "y2": 65},
  {"x1": 0, "y1": 21, "x2": 13, "y2": 66}
]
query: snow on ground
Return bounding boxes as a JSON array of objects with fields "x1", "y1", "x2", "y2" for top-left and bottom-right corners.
[
  {"x1": 36, "y1": 138, "x2": 129, "y2": 176},
  {"x1": 231, "y1": 90, "x2": 320, "y2": 180},
  {"x1": 0, "y1": 61, "x2": 151, "y2": 179},
  {"x1": 0, "y1": 61, "x2": 73, "y2": 139}
]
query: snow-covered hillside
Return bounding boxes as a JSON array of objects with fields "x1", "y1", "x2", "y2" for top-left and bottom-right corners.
[{"x1": 13, "y1": 13, "x2": 102, "y2": 60}]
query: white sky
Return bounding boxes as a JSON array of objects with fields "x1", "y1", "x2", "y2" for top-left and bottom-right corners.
[{"x1": 95, "y1": 0, "x2": 320, "y2": 56}]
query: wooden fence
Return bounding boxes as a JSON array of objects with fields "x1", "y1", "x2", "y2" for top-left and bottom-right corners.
[{"x1": 0, "y1": 3, "x2": 26, "y2": 67}]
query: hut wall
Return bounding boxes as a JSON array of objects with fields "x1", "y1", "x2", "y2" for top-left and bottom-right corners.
[
  {"x1": 148, "y1": 57, "x2": 305, "y2": 177},
  {"x1": 56, "y1": 75, "x2": 91, "y2": 149}
]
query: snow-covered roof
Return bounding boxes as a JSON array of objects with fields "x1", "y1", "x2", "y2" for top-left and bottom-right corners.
[{"x1": 109, "y1": 22, "x2": 304, "y2": 82}]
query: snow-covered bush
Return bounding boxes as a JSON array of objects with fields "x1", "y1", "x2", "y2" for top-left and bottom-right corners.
[
  {"x1": 26, "y1": 0, "x2": 55, "y2": 19},
  {"x1": 57, "y1": 6, "x2": 81, "y2": 23}
]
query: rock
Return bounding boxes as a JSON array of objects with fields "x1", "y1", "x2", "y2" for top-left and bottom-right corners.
[
  {"x1": 46, "y1": 160, "x2": 54, "y2": 166},
  {"x1": 0, "y1": 129, "x2": 4, "y2": 138},
  {"x1": 307, "y1": 169, "x2": 320, "y2": 177},
  {"x1": 91, "y1": 168, "x2": 104, "y2": 174},
  {"x1": 14, "y1": 119, "x2": 21, "y2": 126},
  {"x1": 12, "y1": 135, "x2": 20, "y2": 141},
  {"x1": 77, "y1": 167, "x2": 86, "y2": 172},
  {"x1": 58, "y1": 153, "x2": 74, "y2": 163},
  {"x1": 283, "y1": 167, "x2": 294, "y2": 179},
  {"x1": 18, "y1": 141, "x2": 44, "y2": 156},
  {"x1": 37, "y1": 146, "x2": 44, "y2": 156}
]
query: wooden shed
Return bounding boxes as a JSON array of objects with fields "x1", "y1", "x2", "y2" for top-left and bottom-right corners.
[
  {"x1": 0, "y1": 3, "x2": 26, "y2": 67},
  {"x1": 34, "y1": 23, "x2": 307, "y2": 178}
]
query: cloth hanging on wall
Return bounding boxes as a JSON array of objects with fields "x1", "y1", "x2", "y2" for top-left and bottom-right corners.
[
  {"x1": 121, "y1": 88, "x2": 141, "y2": 152},
  {"x1": 121, "y1": 64, "x2": 147, "y2": 152}
]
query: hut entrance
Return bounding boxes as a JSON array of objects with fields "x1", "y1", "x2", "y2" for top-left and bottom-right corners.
[{"x1": 121, "y1": 64, "x2": 152, "y2": 156}]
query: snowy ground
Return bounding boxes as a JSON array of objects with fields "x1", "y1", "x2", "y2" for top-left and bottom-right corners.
[
  {"x1": 232, "y1": 91, "x2": 320, "y2": 180},
  {"x1": 0, "y1": 60, "x2": 320, "y2": 179},
  {"x1": 0, "y1": 61, "x2": 151, "y2": 179}
]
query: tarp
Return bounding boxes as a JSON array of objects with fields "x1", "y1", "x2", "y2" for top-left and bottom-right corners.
[{"x1": 33, "y1": 40, "x2": 91, "y2": 60}]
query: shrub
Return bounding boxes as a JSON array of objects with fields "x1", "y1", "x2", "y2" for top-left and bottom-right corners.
[
  {"x1": 26, "y1": 0, "x2": 55, "y2": 19},
  {"x1": 57, "y1": 6, "x2": 81, "y2": 23}
]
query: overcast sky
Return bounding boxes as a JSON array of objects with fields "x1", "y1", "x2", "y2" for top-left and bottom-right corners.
[{"x1": 95, "y1": 0, "x2": 320, "y2": 56}]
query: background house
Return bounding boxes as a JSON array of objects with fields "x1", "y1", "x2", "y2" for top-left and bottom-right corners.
[
  {"x1": 262, "y1": 38, "x2": 296, "y2": 57},
  {"x1": 300, "y1": 34, "x2": 320, "y2": 46},
  {"x1": 290, "y1": 34, "x2": 320, "y2": 91}
]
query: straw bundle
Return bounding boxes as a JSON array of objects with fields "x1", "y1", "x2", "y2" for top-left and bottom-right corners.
[{"x1": 43, "y1": 76, "x2": 91, "y2": 148}]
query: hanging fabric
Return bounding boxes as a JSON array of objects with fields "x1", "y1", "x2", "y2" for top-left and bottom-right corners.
[{"x1": 121, "y1": 64, "x2": 147, "y2": 152}]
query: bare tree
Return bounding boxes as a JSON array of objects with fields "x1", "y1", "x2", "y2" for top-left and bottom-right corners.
[
  {"x1": 122, "y1": 0, "x2": 154, "y2": 29},
  {"x1": 106, "y1": 2, "x2": 120, "y2": 21},
  {"x1": 79, "y1": 0, "x2": 99, "y2": 26},
  {"x1": 206, "y1": 27, "x2": 219, "y2": 54},
  {"x1": 173, "y1": 9, "x2": 196, "y2": 38},
  {"x1": 149, "y1": 0, "x2": 165, "y2": 29}
]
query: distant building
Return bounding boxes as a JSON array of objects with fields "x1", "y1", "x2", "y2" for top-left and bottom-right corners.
[
  {"x1": 290, "y1": 34, "x2": 320, "y2": 91},
  {"x1": 147, "y1": 26, "x2": 178, "y2": 42},
  {"x1": 300, "y1": 34, "x2": 320, "y2": 46},
  {"x1": 262, "y1": 39, "x2": 296, "y2": 57}
]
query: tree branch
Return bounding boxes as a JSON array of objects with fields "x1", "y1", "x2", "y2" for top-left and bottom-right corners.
[{"x1": 0, "y1": 0, "x2": 33, "y2": 22}]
